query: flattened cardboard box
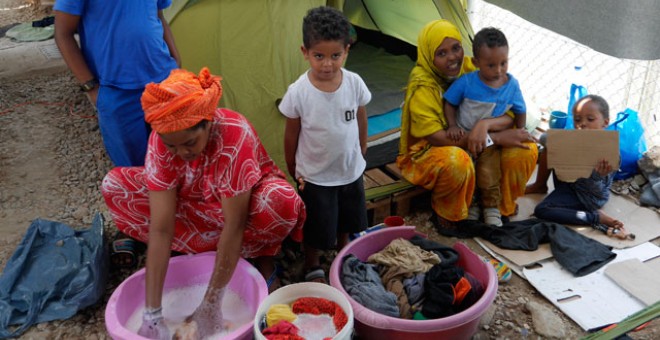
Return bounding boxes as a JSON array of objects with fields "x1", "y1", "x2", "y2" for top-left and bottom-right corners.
[{"x1": 547, "y1": 129, "x2": 620, "y2": 182}]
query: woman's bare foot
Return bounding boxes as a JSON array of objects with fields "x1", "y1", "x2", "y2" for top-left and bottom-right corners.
[{"x1": 525, "y1": 182, "x2": 548, "y2": 195}]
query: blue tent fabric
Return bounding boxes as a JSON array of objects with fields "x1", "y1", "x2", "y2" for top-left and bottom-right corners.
[{"x1": 0, "y1": 214, "x2": 107, "y2": 338}]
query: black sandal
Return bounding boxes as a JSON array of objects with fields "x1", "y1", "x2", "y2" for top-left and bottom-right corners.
[{"x1": 110, "y1": 232, "x2": 139, "y2": 269}]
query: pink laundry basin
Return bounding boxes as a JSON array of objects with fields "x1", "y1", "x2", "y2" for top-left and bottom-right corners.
[
  {"x1": 329, "y1": 226, "x2": 498, "y2": 340},
  {"x1": 105, "y1": 252, "x2": 268, "y2": 340}
]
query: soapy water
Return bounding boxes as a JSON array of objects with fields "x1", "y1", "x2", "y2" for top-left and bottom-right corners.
[
  {"x1": 293, "y1": 314, "x2": 337, "y2": 340},
  {"x1": 126, "y1": 284, "x2": 253, "y2": 339}
]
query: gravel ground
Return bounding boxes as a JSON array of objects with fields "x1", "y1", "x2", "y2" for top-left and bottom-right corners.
[{"x1": 1, "y1": 2, "x2": 658, "y2": 339}]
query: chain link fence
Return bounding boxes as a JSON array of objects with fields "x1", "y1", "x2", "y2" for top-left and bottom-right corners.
[{"x1": 470, "y1": 1, "x2": 659, "y2": 148}]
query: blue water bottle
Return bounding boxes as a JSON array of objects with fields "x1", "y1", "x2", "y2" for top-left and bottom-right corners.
[
  {"x1": 350, "y1": 224, "x2": 384, "y2": 241},
  {"x1": 349, "y1": 216, "x2": 404, "y2": 240},
  {"x1": 566, "y1": 65, "x2": 587, "y2": 130}
]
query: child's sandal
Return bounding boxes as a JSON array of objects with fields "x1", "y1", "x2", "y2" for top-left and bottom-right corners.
[{"x1": 304, "y1": 267, "x2": 327, "y2": 284}]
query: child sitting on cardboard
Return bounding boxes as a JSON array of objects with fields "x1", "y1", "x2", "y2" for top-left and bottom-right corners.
[{"x1": 528, "y1": 95, "x2": 630, "y2": 239}]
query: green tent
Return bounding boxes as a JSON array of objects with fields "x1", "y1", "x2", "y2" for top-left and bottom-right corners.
[{"x1": 164, "y1": 0, "x2": 472, "y2": 175}]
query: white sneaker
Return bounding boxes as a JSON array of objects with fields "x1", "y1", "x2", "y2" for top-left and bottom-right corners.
[
  {"x1": 483, "y1": 208, "x2": 503, "y2": 227},
  {"x1": 467, "y1": 204, "x2": 481, "y2": 221}
]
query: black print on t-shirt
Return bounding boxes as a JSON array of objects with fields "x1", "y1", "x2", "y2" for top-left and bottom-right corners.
[{"x1": 344, "y1": 109, "x2": 356, "y2": 122}]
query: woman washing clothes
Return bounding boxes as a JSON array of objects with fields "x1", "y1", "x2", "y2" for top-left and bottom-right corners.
[
  {"x1": 397, "y1": 20, "x2": 538, "y2": 227},
  {"x1": 101, "y1": 67, "x2": 305, "y2": 339}
]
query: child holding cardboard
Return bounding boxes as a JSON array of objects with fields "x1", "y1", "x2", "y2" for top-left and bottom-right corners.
[{"x1": 530, "y1": 95, "x2": 629, "y2": 239}]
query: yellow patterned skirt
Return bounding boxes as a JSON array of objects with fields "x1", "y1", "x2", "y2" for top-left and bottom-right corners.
[{"x1": 397, "y1": 141, "x2": 537, "y2": 221}]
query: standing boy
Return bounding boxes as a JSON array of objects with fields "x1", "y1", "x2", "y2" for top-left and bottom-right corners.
[
  {"x1": 442, "y1": 27, "x2": 527, "y2": 226},
  {"x1": 54, "y1": 0, "x2": 180, "y2": 167},
  {"x1": 279, "y1": 6, "x2": 371, "y2": 283}
]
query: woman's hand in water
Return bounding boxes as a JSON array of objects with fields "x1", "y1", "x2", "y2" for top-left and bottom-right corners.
[
  {"x1": 138, "y1": 307, "x2": 170, "y2": 340},
  {"x1": 174, "y1": 287, "x2": 228, "y2": 340}
]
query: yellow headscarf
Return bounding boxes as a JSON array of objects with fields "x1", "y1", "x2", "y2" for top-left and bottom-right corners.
[
  {"x1": 142, "y1": 67, "x2": 223, "y2": 134},
  {"x1": 399, "y1": 20, "x2": 475, "y2": 155}
]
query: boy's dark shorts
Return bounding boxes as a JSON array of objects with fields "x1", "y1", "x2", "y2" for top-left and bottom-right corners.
[{"x1": 300, "y1": 176, "x2": 368, "y2": 250}]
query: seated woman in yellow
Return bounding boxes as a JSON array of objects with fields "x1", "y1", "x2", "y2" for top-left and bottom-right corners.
[{"x1": 397, "y1": 20, "x2": 538, "y2": 227}]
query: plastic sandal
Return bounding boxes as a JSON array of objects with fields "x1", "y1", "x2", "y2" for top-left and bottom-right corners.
[
  {"x1": 487, "y1": 258, "x2": 512, "y2": 283},
  {"x1": 304, "y1": 267, "x2": 327, "y2": 284},
  {"x1": 110, "y1": 233, "x2": 138, "y2": 269}
]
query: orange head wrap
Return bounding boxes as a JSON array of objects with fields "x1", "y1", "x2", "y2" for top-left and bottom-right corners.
[{"x1": 142, "y1": 67, "x2": 223, "y2": 134}]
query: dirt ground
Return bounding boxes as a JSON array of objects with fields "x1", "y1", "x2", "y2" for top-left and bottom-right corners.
[{"x1": 0, "y1": 2, "x2": 658, "y2": 339}]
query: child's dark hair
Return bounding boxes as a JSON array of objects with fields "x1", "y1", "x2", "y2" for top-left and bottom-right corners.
[
  {"x1": 302, "y1": 6, "x2": 351, "y2": 49},
  {"x1": 472, "y1": 27, "x2": 508, "y2": 58},
  {"x1": 575, "y1": 94, "x2": 610, "y2": 120}
]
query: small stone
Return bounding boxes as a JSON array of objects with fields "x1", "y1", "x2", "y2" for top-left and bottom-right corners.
[
  {"x1": 479, "y1": 303, "x2": 497, "y2": 327},
  {"x1": 526, "y1": 301, "x2": 567, "y2": 338},
  {"x1": 633, "y1": 174, "x2": 648, "y2": 186},
  {"x1": 631, "y1": 181, "x2": 640, "y2": 190},
  {"x1": 471, "y1": 330, "x2": 490, "y2": 340},
  {"x1": 73, "y1": 206, "x2": 89, "y2": 220}
]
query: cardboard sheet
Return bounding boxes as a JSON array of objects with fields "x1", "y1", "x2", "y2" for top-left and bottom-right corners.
[
  {"x1": 479, "y1": 193, "x2": 660, "y2": 268},
  {"x1": 477, "y1": 180, "x2": 660, "y2": 268},
  {"x1": 522, "y1": 242, "x2": 660, "y2": 331},
  {"x1": 604, "y1": 258, "x2": 660, "y2": 306},
  {"x1": 546, "y1": 129, "x2": 619, "y2": 182},
  {"x1": 476, "y1": 237, "x2": 552, "y2": 267},
  {"x1": 474, "y1": 238, "x2": 526, "y2": 277}
]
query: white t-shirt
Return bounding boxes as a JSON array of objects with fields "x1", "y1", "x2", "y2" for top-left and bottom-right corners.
[{"x1": 279, "y1": 68, "x2": 371, "y2": 186}]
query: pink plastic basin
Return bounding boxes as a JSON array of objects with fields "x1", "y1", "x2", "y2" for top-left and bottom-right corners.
[
  {"x1": 105, "y1": 252, "x2": 268, "y2": 340},
  {"x1": 329, "y1": 226, "x2": 497, "y2": 340}
]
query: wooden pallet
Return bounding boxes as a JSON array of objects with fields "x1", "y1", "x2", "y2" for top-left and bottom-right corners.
[{"x1": 363, "y1": 163, "x2": 428, "y2": 224}]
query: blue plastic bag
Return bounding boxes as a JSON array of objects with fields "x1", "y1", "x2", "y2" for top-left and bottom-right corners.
[
  {"x1": 606, "y1": 108, "x2": 648, "y2": 180},
  {"x1": 565, "y1": 84, "x2": 588, "y2": 130},
  {"x1": 0, "y1": 214, "x2": 107, "y2": 338}
]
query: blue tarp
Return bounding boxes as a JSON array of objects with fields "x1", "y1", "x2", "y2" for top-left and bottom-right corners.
[
  {"x1": 0, "y1": 214, "x2": 107, "y2": 338},
  {"x1": 367, "y1": 108, "x2": 402, "y2": 137}
]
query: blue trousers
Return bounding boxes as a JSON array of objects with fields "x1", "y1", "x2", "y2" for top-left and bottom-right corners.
[
  {"x1": 534, "y1": 179, "x2": 599, "y2": 226},
  {"x1": 96, "y1": 86, "x2": 150, "y2": 166}
]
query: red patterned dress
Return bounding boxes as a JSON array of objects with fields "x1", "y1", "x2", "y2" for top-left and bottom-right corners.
[{"x1": 101, "y1": 108, "x2": 305, "y2": 256}]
